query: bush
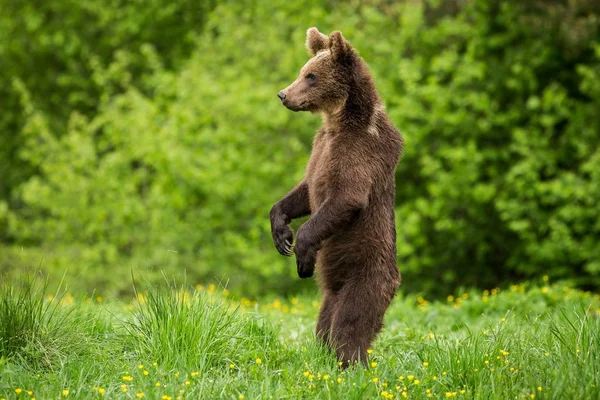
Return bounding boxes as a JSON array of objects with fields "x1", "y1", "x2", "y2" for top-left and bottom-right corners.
[
  {"x1": 1, "y1": 0, "x2": 599, "y2": 296},
  {"x1": 388, "y1": 1, "x2": 600, "y2": 293},
  {"x1": 0, "y1": 0, "x2": 216, "y2": 221}
]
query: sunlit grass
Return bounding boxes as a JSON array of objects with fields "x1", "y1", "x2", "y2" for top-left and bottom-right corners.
[{"x1": 0, "y1": 278, "x2": 599, "y2": 399}]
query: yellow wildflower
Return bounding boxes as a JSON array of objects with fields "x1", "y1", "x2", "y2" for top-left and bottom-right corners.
[
  {"x1": 143, "y1": 370, "x2": 149, "y2": 376},
  {"x1": 185, "y1": 381, "x2": 191, "y2": 386},
  {"x1": 537, "y1": 387, "x2": 542, "y2": 391},
  {"x1": 137, "y1": 393, "x2": 145, "y2": 399},
  {"x1": 121, "y1": 385, "x2": 127, "y2": 393},
  {"x1": 371, "y1": 362, "x2": 378, "y2": 368},
  {"x1": 239, "y1": 395, "x2": 245, "y2": 400},
  {"x1": 414, "y1": 380, "x2": 420, "y2": 385},
  {"x1": 373, "y1": 377, "x2": 379, "y2": 383},
  {"x1": 155, "y1": 382, "x2": 161, "y2": 387},
  {"x1": 255, "y1": 358, "x2": 262, "y2": 364},
  {"x1": 337, "y1": 377, "x2": 343, "y2": 383},
  {"x1": 62, "y1": 389, "x2": 69, "y2": 396},
  {"x1": 123, "y1": 376, "x2": 133, "y2": 381},
  {"x1": 423, "y1": 361, "x2": 429, "y2": 367},
  {"x1": 323, "y1": 375, "x2": 329, "y2": 380},
  {"x1": 15, "y1": 389, "x2": 23, "y2": 395},
  {"x1": 98, "y1": 388, "x2": 105, "y2": 395}
]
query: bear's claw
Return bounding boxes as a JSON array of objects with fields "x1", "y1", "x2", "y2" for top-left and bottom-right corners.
[{"x1": 272, "y1": 224, "x2": 294, "y2": 257}]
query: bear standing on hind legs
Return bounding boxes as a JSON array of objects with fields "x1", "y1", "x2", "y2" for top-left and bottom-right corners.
[{"x1": 270, "y1": 27, "x2": 403, "y2": 368}]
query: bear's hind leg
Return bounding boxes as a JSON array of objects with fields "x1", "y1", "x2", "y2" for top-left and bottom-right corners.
[
  {"x1": 316, "y1": 290, "x2": 338, "y2": 347},
  {"x1": 330, "y1": 281, "x2": 392, "y2": 368}
]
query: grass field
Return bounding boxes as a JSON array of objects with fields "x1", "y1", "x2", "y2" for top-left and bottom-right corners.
[{"x1": 1, "y1": 277, "x2": 599, "y2": 399}]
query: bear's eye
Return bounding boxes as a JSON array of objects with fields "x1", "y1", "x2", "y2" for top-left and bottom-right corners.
[{"x1": 306, "y1": 73, "x2": 316, "y2": 80}]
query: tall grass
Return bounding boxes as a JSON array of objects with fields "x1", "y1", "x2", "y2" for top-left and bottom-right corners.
[
  {"x1": 0, "y1": 277, "x2": 50, "y2": 362},
  {"x1": 0, "y1": 277, "x2": 103, "y2": 371},
  {"x1": 125, "y1": 284, "x2": 282, "y2": 372}
]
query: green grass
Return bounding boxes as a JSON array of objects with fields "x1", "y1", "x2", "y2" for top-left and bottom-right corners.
[{"x1": 1, "y1": 279, "x2": 599, "y2": 399}]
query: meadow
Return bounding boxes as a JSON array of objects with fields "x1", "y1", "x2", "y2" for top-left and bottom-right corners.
[{"x1": 1, "y1": 277, "x2": 598, "y2": 399}]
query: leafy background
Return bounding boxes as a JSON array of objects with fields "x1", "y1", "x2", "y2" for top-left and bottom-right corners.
[{"x1": 1, "y1": 0, "x2": 599, "y2": 297}]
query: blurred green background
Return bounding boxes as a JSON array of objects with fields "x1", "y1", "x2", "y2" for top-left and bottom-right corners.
[{"x1": 0, "y1": 0, "x2": 599, "y2": 297}]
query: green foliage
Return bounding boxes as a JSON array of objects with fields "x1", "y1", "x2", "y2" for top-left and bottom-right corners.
[
  {"x1": 1, "y1": 277, "x2": 599, "y2": 398},
  {"x1": 1, "y1": 0, "x2": 600, "y2": 296},
  {"x1": 0, "y1": 0, "x2": 216, "y2": 211},
  {"x1": 386, "y1": 1, "x2": 600, "y2": 293}
]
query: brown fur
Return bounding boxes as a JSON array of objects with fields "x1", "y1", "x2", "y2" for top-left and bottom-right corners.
[{"x1": 270, "y1": 28, "x2": 403, "y2": 368}]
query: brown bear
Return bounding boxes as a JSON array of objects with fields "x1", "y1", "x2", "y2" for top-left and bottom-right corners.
[{"x1": 270, "y1": 27, "x2": 403, "y2": 368}]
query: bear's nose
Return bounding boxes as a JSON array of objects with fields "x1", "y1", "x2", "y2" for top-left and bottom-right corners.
[{"x1": 277, "y1": 91, "x2": 286, "y2": 100}]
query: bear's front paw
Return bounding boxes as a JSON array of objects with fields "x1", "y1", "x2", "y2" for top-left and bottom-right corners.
[
  {"x1": 296, "y1": 253, "x2": 316, "y2": 279},
  {"x1": 271, "y1": 223, "x2": 294, "y2": 256},
  {"x1": 294, "y1": 228, "x2": 317, "y2": 279}
]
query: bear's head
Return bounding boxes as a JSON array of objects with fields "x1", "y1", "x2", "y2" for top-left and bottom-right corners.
[{"x1": 277, "y1": 28, "x2": 358, "y2": 114}]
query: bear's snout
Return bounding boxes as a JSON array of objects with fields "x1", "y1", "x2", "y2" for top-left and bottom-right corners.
[{"x1": 277, "y1": 91, "x2": 286, "y2": 100}]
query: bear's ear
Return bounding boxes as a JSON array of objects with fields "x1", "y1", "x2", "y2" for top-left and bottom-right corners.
[
  {"x1": 306, "y1": 27, "x2": 329, "y2": 56},
  {"x1": 329, "y1": 30, "x2": 352, "y2": 62}
]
